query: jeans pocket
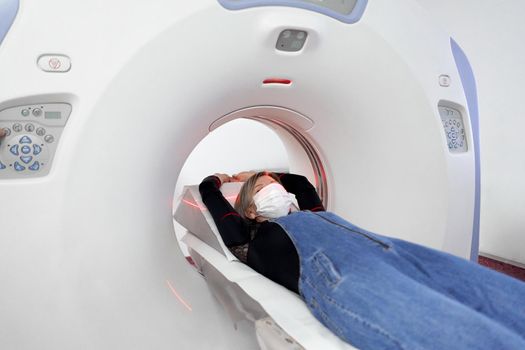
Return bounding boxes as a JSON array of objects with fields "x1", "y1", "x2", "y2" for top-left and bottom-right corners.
[{"x1": 311, "y1": 251, "x2": 342, "y2": 288}]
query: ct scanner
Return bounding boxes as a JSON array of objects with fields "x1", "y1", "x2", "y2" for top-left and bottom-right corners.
[{"x1": 0, "y1": 0, "x2": 479, "y2": 349}]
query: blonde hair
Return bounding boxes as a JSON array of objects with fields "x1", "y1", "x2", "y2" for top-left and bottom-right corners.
[{"x1": 234, "y1": 171, "x2": 281, "y2": 220}]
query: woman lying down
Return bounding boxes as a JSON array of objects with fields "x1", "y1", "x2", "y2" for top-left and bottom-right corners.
[{"x1": 199, "y1": 171, "x2": 525, "y2": 349}]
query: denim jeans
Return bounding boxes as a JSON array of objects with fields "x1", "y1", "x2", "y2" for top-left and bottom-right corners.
[{"x1": 273, "y1": 211, "x2": 525, "y2": 349}]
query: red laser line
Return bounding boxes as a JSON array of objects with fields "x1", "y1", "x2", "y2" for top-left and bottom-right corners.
[
  {"x1": 182, "y1": 199, "x2": 207, "y2": 211},
  {"x1": 166, "y1": 280, "x2": 193, "y2": 312}
]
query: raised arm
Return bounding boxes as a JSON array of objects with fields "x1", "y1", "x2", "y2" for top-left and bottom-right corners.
[
  {"x1": 278, "y1": 173, "x2": 325, "y2": 212},
  {"x1": 199, "y1": 174, "x2": 251, "y2": 258}
]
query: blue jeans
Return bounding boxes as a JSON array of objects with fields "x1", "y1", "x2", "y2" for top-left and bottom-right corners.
[{"x1": 273, "y1": 211, "x2": 525, "y2": 349}]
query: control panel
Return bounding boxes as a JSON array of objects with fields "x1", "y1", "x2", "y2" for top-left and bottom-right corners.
[
  {"x1": 221, "y1": 0, "x2": 358, "y2": 15},
  {"x1": 438, "y1": 105, "x2": 468, "y2": 153},
  {"x1": 0, "y1": 103, "x2": 71, "y2": 178},
  {"x1": 217, "y1": 0, "x2": 367, "y2": 24}
]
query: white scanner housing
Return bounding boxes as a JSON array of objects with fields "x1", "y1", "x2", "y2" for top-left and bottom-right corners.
[{"x1": 0, "y1": 0, "x2": 479, "y2": 349}]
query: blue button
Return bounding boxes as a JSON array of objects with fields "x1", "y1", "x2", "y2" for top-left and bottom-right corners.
[
  {"x1": 22, "y1": 145, "x2": 31, "y2": 154},
  {"x1": 0, "y1": 161, "x2": 6, "y2": 170},
  {"x1": 14, "y1": 161, "x2": 26, "y2": 171},
  {"x1": 10, "y1": 144, "x2": 19, "y2": 156},
  {"x1": 20, "y1": 155, "x2": 33, "y2": 164},
  {"x1": 33, "y1": 144, "x2": 42, "y2": 155},
  {"x1": 19, "y1": 136, "x2": 32, "y2": 144},
  {"x1": 28, "y1": 161, "x2": 40, "y2": 171}
]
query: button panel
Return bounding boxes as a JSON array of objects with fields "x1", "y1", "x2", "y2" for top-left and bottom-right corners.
[
  {"x1": 439, "y1": 105, "x2": 468, "y2": 153},
  {"x1": 2, "y1": 133, "x2": 50, "y2": 176},
  {"x1": 0, "y1": 102, "x2": 71, "y2": 178}
]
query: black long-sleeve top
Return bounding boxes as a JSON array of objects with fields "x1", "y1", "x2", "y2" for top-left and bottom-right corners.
[{"x1": 199, "y1": 173, "x2": 325, "y2": 294}]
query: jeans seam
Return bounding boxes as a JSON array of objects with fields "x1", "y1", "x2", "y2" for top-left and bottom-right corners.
[
  {"x1": 310, "y1": 298, "x2": 347, "y2": 339},
  {"x1": 324, "y1": 293, "x2": 407, "y2": 350},
  {"x1": 303, "y1": 277, "x2": 406, "y2": 350},
  {"x1": 312, "y1": 212, "x2": 391, "y2": 250}
]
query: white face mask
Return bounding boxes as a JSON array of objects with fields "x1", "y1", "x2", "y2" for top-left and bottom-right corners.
[{"x1": 253, "y1": 183, "x2": 298, "y2": 219}]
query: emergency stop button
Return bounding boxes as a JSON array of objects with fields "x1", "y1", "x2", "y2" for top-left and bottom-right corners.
[{"x1": 37, "y1": 54, "x2": 71, "y2": 72}]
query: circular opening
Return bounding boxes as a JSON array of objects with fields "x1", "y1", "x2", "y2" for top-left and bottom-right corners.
[
  {"x1": 172, "y1": 114, "x2": 328, "y2": 261},
  {"x1": 247, "y1": 116, "x2": 328, "y2": 204}
]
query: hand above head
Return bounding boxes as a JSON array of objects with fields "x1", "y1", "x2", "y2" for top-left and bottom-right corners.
[
  {"x1": 232, "y1": 171, "x2": 256, "y2": 182},
  {"x1": 213, "y1": 173, "x2": 232, "y2": 185}
]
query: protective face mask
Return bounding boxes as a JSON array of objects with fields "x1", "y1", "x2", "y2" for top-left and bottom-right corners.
[{"x1": 253, "y1": 183, "x2": 298, "y2": 219}]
